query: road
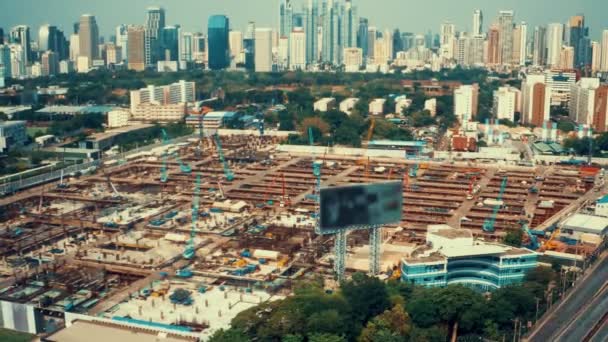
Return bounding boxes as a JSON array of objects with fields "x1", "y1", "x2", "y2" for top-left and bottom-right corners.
[{"x1": 526, "y1": 252, "x2": 608, "y2": 342}]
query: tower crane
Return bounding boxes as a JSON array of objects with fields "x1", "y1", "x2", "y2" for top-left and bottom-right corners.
[
  {"x1": 161, "y1": 129, "x2": 192, "y2": 174},
  {"x1": 522, "y1": 223, "x2": 540, "y2": 250},
  {"x1": 482, "y1": 177, "x2": 508, "y2": 233},
  {"x1": 183, "y1": 173, "x2": 201, "y2": 260},
  {"x1": 213, "y1": 133, "x2": 234, "y2": 181}
]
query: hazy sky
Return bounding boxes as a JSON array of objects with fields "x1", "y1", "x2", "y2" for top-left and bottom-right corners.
[{"x1": 1, "y1": 0, "x2": 607, "y2": 40}]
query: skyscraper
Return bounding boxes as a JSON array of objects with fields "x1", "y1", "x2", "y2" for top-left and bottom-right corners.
[
  {"x1": 522, "y1": 74, "x2": 551, "y2": 127},
  {"x1": 116, "y1": 25, "x2": 128, "y2": 63},
  {"x1": 161, "y1": 26, "x2": 180, "y2": 61},
  {"x1": 78, "y1": 15, "x2": 99, "y2": 67},
  {"x1": 569, "y1": 15, "x2": 589, "y2": 68},
  {"x1": 512, "y1": 22, "x2": 527, "y2": 66},
  {"x1": 473, "y1": 10, "x2": 483, "y2": 36},
  {"x1": 497, "y1": 10, "x2": 514, "y2": 65},
  {"x1": 38, "y1": 25, "x2": 67, "y2": 60},
  {"x1": 254, "y1": 28, "x2": 273, "y2": 72},
  {"x1": 321, "y1": 0, "x2": 339, "y2": 64},
  {"x1": 0, "y1": 45, "x2": 11, "y2": 77},
  {"x1": 0, "y1": 28, "x2": 4, "y2": 45},
  {"x1": 229, "y1": 30, "x2": 244, "y2": 64},
  {"x1": 244, "y1": 21, "x2": 255, "y2": 71},
  {"x1": 547, "y1": 23, "x2": 564, "y2": 67},
  {"x1": 145, "y1": 7, "x2": 166, "y2": 67},
  {"x1": 208, "y1": 15, "x2": 230, "y2": 70},
  {"x1": 305, "y1": 0, "x2": 318, "y2": 64},
  {"x1": 601, "y1": 30, "x2": 608, "y2": 72},
  {"x1": 357, "y1": 18, "x2": 368, "y2": 59},
  {"x1": 533, "y1": 26, "x2": 547, "y2": 66},
  {"x1": 591, "y1": 41, "x2": 601, "y2": 73},
  {"x1": 9, "y1": 25, "x2": 31, "y2": 65},
  {"x1": 40, "y1": 50, "x2": 58, "y2": 76},
  {"x1": 486, "y1": 25, "x2": 501, "y2": 65},
  {"x1": 179, "y1": 31, "x2": 193, "y2": 63},
  {"x1": 279, "y1": 0, "x2": 293, "y2": 39},
  {"x1": 127, "y1": 25, "x2": 145, "y2": 71},
  {"x1": 440, "y1": 22, "x2": 455, "y2": 60},
  {"x1": 342, "y1": 0, "x2": 358, "y2": 49}
]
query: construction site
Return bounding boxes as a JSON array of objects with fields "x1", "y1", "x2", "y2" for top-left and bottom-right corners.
[{"x1": 0, "y1": 129, "x2": 606, "y2": 339}]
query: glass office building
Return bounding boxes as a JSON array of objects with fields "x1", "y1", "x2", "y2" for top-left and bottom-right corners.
[{"x1": 207, "y1": 15, "x2": 230, "y2": 70}]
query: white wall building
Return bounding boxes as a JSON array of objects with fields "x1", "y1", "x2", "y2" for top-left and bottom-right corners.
[
  {"x1": 254, "y1": 28, "x2": 273, "y2": 72},
  {"x1": 369, "y1": 98, "x2": 386, "y2": 115},
  {"x1": 229, "y1": 30, "x2": 243, "y2": 64},
  {"x1": 454, "y1": 84, "x2": 479, "y2": 122},
  {"x1": 289, "y1": 27, "x2": 306, "y2": 70},
  {"x1": 313, "y1": 98, "x2": 336, "y2": 112},
  {"x1": 107, "y1": 110, "x2": 131, "y2": 128},
  {"x1": 130, "y1": 80, "x2": 195, "y2": 113},
  {"x1": 569, "y1": 78, "x2": 601, "y2": 125},
  {"x1": 343, "y1": 47, "x2": 363, "y2": 72},
  {"x1": 545, "y1": 70, "x2": 576, "y2": 106},
  {"x1": 424, "y1": 98, "x2": 437, "y2": 117},
  {"x1": 492, "y1": 86, "x2": 520, "y2": 122},
  {"x1": 521, "y1": 74, "x2": 551, "y2": 126},
  {"x1": 339, "y1": 98, "x2": 359, "y2": 115},
  {"x1": 546, "y1": 23, "x2": 564, "y2": 68}
]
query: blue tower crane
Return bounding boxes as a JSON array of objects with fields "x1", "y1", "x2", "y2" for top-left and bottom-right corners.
[
  {"x1": 213, "y1": 133, "x2": 234, "y2": 181},
  {"x1": 482, "y1": 177, "x2": 508, "y2": 233},
  {"x1": 522, "y1": 223, "x2": 540, "y2": 250}
]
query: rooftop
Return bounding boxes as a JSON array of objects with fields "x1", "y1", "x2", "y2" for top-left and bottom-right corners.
[
  {"x1": 85, "y1": 124, "x2": 153, "y2": 142},
  {"x1": 45, "y1": 320, "x2": 194, "y2": 342},
  {"x1": 561, "y1": 214, "x2": 608, "y2": 233}
]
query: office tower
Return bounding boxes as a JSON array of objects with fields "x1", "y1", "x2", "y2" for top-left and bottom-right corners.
[
  {"x1": 40, "y1": 51, "x2": 58, "y2": 76},
  {"x1": 487, "y1": 25, "x2": 501, "y2": 65},
  {"x1": 473, "y1": 10, "x2": 483, "y2": 36},
  {"x1": 392, "y1": 29, "x2": 403, "y2": 57},
  {"x1": 546, "y1": 23, "x2": 564, "y2": 67},
  {"x1": 367, "y1": 26, "x2": 377, "y2": 61},
  {"x1": 343, "y1": 47, "x2": 362, "y2": 71},
  {"x1": 497, "y1": 10, "x2": 514, "y2": 65},
  {"x1": 342, "y1": 0, "x2": 358, "y2": 49},
  {"x1": 106, "y1": 43, "x2": 122, "y2": 65},
  {"x1": 522, "y1": 74, "x2": 551, "y2": 126},
  {"x1": 208, "y1": 15, "x2": 230, "y2": 70},
  {"x1": 454, "y1": 84, "x2": 479, "y2": 122},
  {"x1": 321, "y1": 0, "x2": 340, "y2": 64},
  {"x1": 161, "y1": 26, "x2": 179, "y2": 61},
  {"x1": 373, "y1": 33, "x2": 390, "y2": 65},
  {"x1": 0, "y1": 28, "x2": 4, "y2": 45},
  {"x1": 192, "y1": 33, "x2": 206, "y2": 64},
  {"x1": 69, "y1": 34, "x2": 79, "y2": 61},
  {"x1": 0, "y1": 45, "x2": 11, "y2": 77},
  {"x1": 38, "y1": 25, "x2": 67, "y2": 60},
  {"x1": 456, "y1": 33, "x2": 470, "y2": 66},
  {"x1": 229, "y1": 30, "x2": 243, "y2": 64},
  {"x1": 493, "y1": 86, "x2": 520, "y2": 122},
  {"x1": 179, "y1": 32, "x2": 193, "y2": 62},
  {"x1": 127, "y1": 25, "x2": 145, "y2": 71},
  {"x1": 440, "y1": 22, "x2": 455, "y2": 60},
  {"x1": 289, "y1": 27, "x2": 306, "y2": 70},
  {"x1": 357, "y1": 18, "x2": 368, "y2": 59},
  {"x1": 512, "y1": 22, "x2": 527, "y2": 66},
  {"x1": 78, "y1": 15, "x2": 99, "y2": 67},
  {"x1": 560, "y1": 46, "x2": 575, "y2": 70},
  {"x1": 254, "y1": 28, "x2": 272, "y2": 72},
  {"x1": 279, "y1": 0, "x2": 293, "y2": 39},
  {"x1": 9, "y1": 25, "x2": 31, "y2": 65},
  {"x1": 115, "y1": 25, "x2": 128, "y2": 63},
  {"x1": 469, "y1": 35, "x2": 485, "y2": 65},
  {"x1": 145, "y1": 7, "x2": 165, "y2": 67},
  {"x1": 533, "y1": 26, "x2": 547, "y2": 66},
  {"x1": 9, "y1": 44, "x2": 26, "y2": 76},
  {"x1": 601, "y1": 30, "x2": 608, "y2": 72},
  {"x1": 569, "y1": 15, "x2": 589, "y2": 68},
  {"x1": 305, "y1": 0, "x2": 318, "y2": 63},
  {"x1": 569, "y1": 78, "x2": 600, "y2": 124},
  {"x1": 591, "y1": 41, "x2": 601, "y2": 72}
]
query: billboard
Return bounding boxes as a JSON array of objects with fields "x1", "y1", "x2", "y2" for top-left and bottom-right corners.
[{"x1": 319, "y1": 181, "x2": 403, "y2": 234}]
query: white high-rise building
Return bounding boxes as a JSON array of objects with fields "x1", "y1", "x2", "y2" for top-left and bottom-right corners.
[
  {"x1": 517, "y1": 22, "x2": 527, "y2": 66},
  {"x1": 254, "y1": 28, "x2": 273, "y2": 72},
  {"x1": 69, "y1": 34, "x2": 79, "y2": 61},
  {"x1": 289, "y1": 27, "x2": 306, "y2": 70},
  {"x1": 472, "y1": 10, "x2": 483, "y2": 36},
  {"x1": 0, "y1": 45, "x2": 11, "y2": 78},
  {"x1": 9, "y1": 44, "x2": 26, "y2": 77},
  {"x1": 115, "y1": 25, "x2": 128, "y2": 63},
  {"x1": 521, "y1": 74, "x2": 551, "y2": 127},
  {"x1": 591, "y1": 41, "x2": 601, "y2": 72},
  {"x1": 440, "y1": 22, "x2": 455, "y2": 60},
  {"x1": 454, "y1": 84, "x2": 479, "y2": 122},
  {"x1": 229, "y1": 30, "x2": 243, "y2": 64},
  {"x1": 130, "y1": 80, "x2": 195, "y2": 113},
  {"x1": 493, "y1": 86, "x2": 520, "y2": 122},
  {"x1": 545, "y1": 69, "x2": 576, "y2": 106},
  {"x1": 601, "y1": 30, "x2": 608, "y2": 72},
  {"x1": 547, "y1": 23, "x2": 564, "y2": 67},
  {"x1": 498, "y1": 10, "x2": 514, "y2": 65},
  {"x1": 569, "y1": 78, "x2": 600, "y2": 125}
]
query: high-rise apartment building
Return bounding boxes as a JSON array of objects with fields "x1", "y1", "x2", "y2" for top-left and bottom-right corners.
[
  {"x1": 601, "y1": 30, "x2": 608, "y2": 72},
  {"x1": 127, "y1": 26, "x2": 145, "y2": 71},
  {"x1": 569, "y1": 15, "x2": 589, "y2": 68},
  {"x1": 522, "y1": 74, "x2": 551, "y2": 127},
  {"x1": 569, "y1": 78, "x2": 600, "y2": 125},
  {"x1": 289, "y1": 27, "x2": 306, "y2": 70},
  {"x1": 40, "y1": 50, "x2": 58, "y2": 76},
  {"x1": 78, "y1": 15, "x2": 99, "y2": 68},
  {"x1": 546, "y1": 23, "x2": 564, "y2": 67},
  {"x1": 305, "y1": 0, "x2": 319, "y2": 64},
  {"x1": 115, "y1": 25, "x2": 128, "y2": 63},
  {"x1": 591, "y1": 86, "x2": 608, "y2": 132},
  {"x1": 473, "y1": 10, "x2": 483, "y2": 36},
  {"x1": 454, "y1": 84, "x2": 479, "y2": 122},
  {"x1": 493, "y1": 86, "x2": 520, "y2": 122},
  {"x1": 229, "y1": 30, "x2": 243, "y2": 64},
  {"x1": 440, "y1": 22, "x2": 455, "y2": 60},
  {"x1": 486, "y1": 26, "x2": 501, "y2": 65},
  {"x1": 254, "y1": 28, "x2": 273, "y2": 72},
  {"x1": 208, "y1": 15, "x2": 230, "y2": 70},
  {"x1": 145, "y1": 7, "x2": 166, "y2": 67},
  {"x1": 545, "y1": 70, "x2": 576, "y2": 106},
  {"x1": 512, "y1": 22, "x2": 527, "y2": 66},
  {"x1": 559, "y1": 46, "x2": 575, "y2": 70},
  {"x1": 591, "y1": 41, "x2": 601, "y2": 72},
  {"x1": 532, "y1": 26, "x2": 547, "y2": 66},
  {"x1": 497, "y1": 10, "x2": 514, "y2": 65}
]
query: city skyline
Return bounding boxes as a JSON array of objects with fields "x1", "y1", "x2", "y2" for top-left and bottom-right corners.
[{"x1": 0, "y1": 0, "x2": 607, "y2": 40}]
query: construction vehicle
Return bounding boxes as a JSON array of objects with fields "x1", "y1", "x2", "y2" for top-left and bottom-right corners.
[
  {"x1": 213, "y1": 133, "x2": 234, "y2": 181},
  {"x1": 57, "y1": 170, "x2": 69, "y2": 189},
  {"x1": 522, "y1": 223, "x2": 540, "y2": 250},
  {"x1": 183, "y1": 174, "x2": 201, "y2": 260},
  {"x1": 542, "y1": 228, "x2": 561, "y2": 251},
  {"x1": 482, "y1": 177, "x2": 508, "y2": 233}
]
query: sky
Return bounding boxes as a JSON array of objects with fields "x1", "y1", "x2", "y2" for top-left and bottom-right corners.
[{"x1": 0, "y1": 0, "x2": 607, "y2": 41}]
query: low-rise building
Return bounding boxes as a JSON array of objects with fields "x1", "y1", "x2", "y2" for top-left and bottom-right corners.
[
  {"x1": 339, "y1": 98, "x2": 359, "y2": 115},
  {"x1": 78, "y1": 124, "x2": 153, "y2": 150},
  {"x1": 130, "y1": 103, "x2": 186, "y2": 123},
  {"x1": 107, "y1": 110, "x2": 131, "y2": 128},
  {"x1": 395, "y1": 95, "x2": 412, "y2": 114},
  {"x1": 0, "y1": 120, "x2": 27, "y2": 153},
  {"x1": 401, "y1": 225, "x2": 538, "y2": 291},
  {"x1": 313, "y1": 98, "x2": 336, "y2": 112},
  {"x1": 424, "y1": 98, "x2": 437, "y2": 117},
  {"x1": 369, "y1": 98, "x2": 386, "y2": 115},
  {"x1": 560, "y1": 213, "x2": 608, "y2": 241}
]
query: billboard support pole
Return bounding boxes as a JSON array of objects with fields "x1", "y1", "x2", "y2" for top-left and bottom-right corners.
[
  {"x1": 334, "y1": 230, "x2": 346, "y2": 281},
  {"x1": 370, "y1": 226, "x2": 381, "y2": 276}
]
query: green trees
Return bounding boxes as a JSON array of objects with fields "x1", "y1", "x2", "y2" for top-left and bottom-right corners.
[{"x1": 503, "y1": 229, "x2": 523, "y2": 247}]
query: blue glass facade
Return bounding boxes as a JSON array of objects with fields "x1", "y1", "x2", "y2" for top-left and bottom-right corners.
[
  {"x1": 207, "y1": 15, "x2": 230, "y2": 70},
  {"x1": 402, "y1": 253, "x2": 538, "y2": 291}
]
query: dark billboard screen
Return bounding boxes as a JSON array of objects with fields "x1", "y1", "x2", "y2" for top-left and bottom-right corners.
[{"x1": 319, "y1": 181, "x2": 403, "y2": 234}]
